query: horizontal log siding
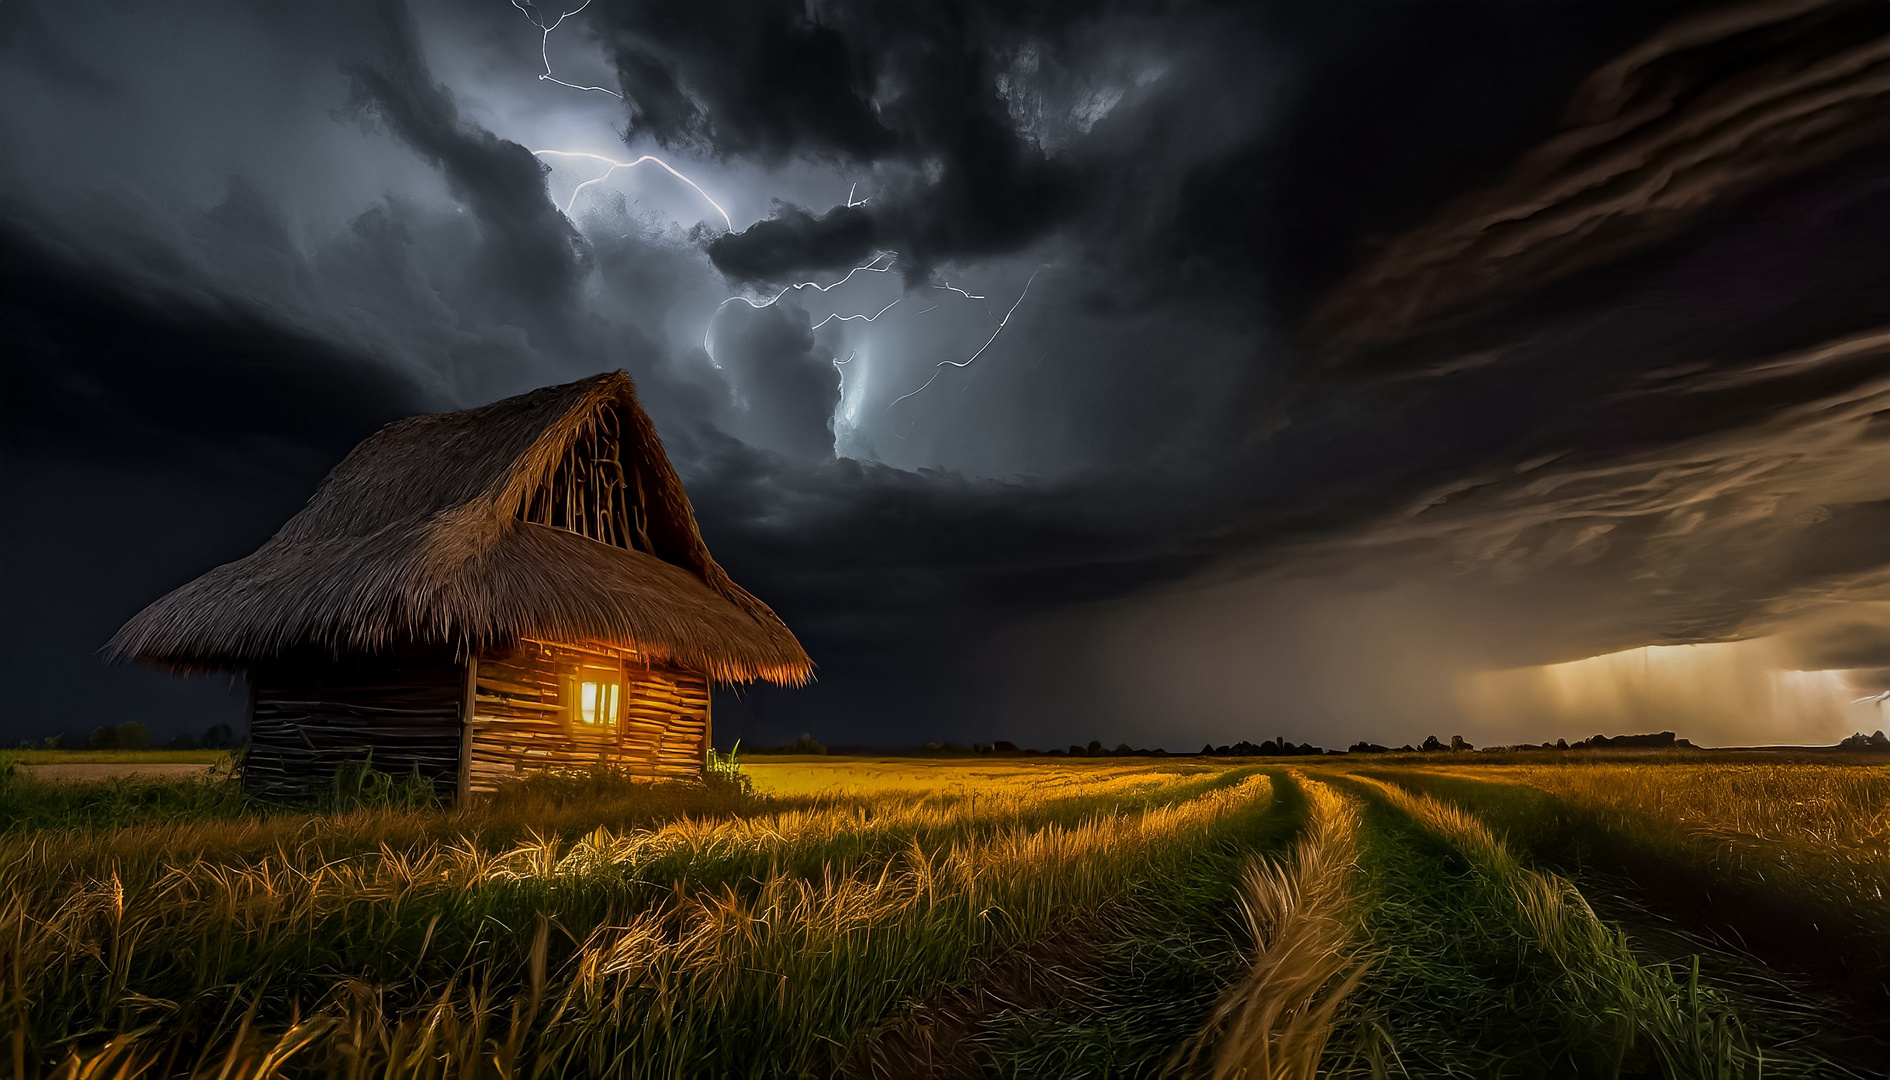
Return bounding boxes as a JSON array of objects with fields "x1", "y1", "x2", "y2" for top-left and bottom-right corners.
[
  {"x1": 469, "y1": 639, "x2": 708, "y2": 790},
  {"x1": 247, "y1": 661, "x2": 465, "y2": 799}
]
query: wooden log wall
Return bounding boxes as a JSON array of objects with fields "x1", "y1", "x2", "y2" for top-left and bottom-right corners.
[
  {"x1": 247, "y1": 661, "x2": 465, "y2": 799},
  {"x1": 468, "y1": 639, "x2": 709, "y2": 790}
]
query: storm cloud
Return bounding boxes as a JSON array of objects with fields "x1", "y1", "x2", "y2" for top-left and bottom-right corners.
[
  {"x1": 6, "y1": 0, "x2": 1890, "y2": 750},
  {"x1": 596, "y1": 0, "x2": 1084, "y2": 280}
]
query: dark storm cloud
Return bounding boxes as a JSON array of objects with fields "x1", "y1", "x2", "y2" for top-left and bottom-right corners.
[
  {"x1": 604, "y1": 0, "x2": 893, "y2": 161},
  {"x1": 676, "y1": 431, "x2": 1247, "y2": 731},
  {"x1": 1783, "y1": 605, "x2": 1890, "y2": 669},
  {"x1": 9, "y1": 0, "x2": 1890, "y2": 749},
  {"x1": 707, "y1": 203, "x2": 878, "y2": 281},
  {"x1": 0, "y1": 0, "x2": 117, "y2": 98},
  {"x1": 1167, "y1": 1, "x2": 1701, "y2": 316},
  {"x1": 686, "y1": 444, "x2": 1205, "y2": 627},
  {"x1": 660, "y1": 0, "x2": 1739, "y2": 304},
  {"x1": 1316, "y1": 142, "x2": 1890, "y2": 663},
  {"x1": 1313, "y1": 0, "x2": 1890, "y2": 353},
  {"x1": 1280, "y1": 1, "x2": 1890, "y2": 656},
  {"x1": 595, "y1": 0, "x2": 1082, "y2": 281},
  {"x1": 707, "y1": 302, "x2": 840, "y2": 459},
  {"x1": 964, "y1": 0, "x2": 1890, "y2": 709},
  {"x1": 346, "y1": 1, "x2": 583, "y2": 314},
  {"x1": 0, "y1": 213, "x2": 424, "y2": 473},
  {"x1": 0, "y1": 214, "x2": 430, "y2": 743}
]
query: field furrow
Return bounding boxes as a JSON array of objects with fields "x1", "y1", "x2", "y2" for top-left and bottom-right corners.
[
  {"x1": 1319, "y1": 773, "x2": 1831, "y2": 1078},
  {"x1": 10, "y1": 755, "x2": 1887, "y2": 1078},
  {"x1": 1175, "y1": 776, "x2": 1367, "y2": 1080},
  {"x1": 1362, "y1": 766, "x2": 1890, "y2": 1070},
  {"x1": 9, "y1": 766, "x2": 1279, "y2": 1078}
]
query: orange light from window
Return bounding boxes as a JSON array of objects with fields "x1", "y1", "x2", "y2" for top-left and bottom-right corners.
[{"x1": 577, "y1": 679, "x2": 619, "y2": 726}]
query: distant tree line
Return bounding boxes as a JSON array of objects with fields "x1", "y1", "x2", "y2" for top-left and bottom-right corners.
[
  {"x1": 1346, "y1": 732, "x2": 1701, "y2": 754},
  {"x1": 1838, "y1": 730, "x2": 1890, "y2": 751},
  {"x1": 726, "y1": 727, "x2": 1890, "y2": 759},
  {"x1": 744, "y1": 734, "x2": 830, "y2": 755},
  {"x1": 18, "y1": 723, "x2": 240, "y2": 752},
  {"x1": 907, "y1": 731, "x2": 1716, "y2": 757}
]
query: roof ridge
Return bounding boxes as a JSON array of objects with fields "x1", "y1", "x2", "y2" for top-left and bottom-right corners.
[{"x1": 107, "y1": 370, "x2": 811, "y2": 685}]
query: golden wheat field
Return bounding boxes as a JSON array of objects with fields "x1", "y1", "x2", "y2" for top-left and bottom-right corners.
[{"x1": 3, "y1": 752, "x2": 1888, "y2": 1078}]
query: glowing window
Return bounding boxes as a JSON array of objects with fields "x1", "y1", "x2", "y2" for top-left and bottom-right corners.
[{"x1": 568, "y1": 668, "x2": 621, "y2": 730}]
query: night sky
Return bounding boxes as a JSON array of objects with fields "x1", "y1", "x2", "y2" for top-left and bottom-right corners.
[{"x1": 7, "y1": 0, "x2": 1890, "y2": 751}]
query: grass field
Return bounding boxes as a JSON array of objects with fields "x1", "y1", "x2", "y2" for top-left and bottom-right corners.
[
  {"x1": 3, "y1": 751, "x2": 1886, "y2": 1078},
  {"x1": 1, "y1": 749, "x2": 231, "y2": 766}
]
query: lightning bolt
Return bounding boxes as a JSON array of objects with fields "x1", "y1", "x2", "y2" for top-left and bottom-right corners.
[
  {"x1": 811, "y1": 298, "x2": 901, "y2": 329},
  {"x1": 504, "y1": 0, "x2": 1017, "y2": 440},
  {"x1": 718, "y1": 251, "x2": 899, "y2": 312},
  {"x1": 531, "y1": 149, "x2": 733, "y2": 230},
  {"x1": 832, "y1": 350, "x2": 857, "y2": 396},
  {"x1": 703, "y1": 251, "x2": 900, "y2": 364},
  {"x1": 510, "y1": 0, "x2": 624, "y2": 98},
  {"x1": 508, "y1": 0, "x2": 1018, "y2": 440},
  {"x1": 889, "y1": 272, "x2": 1038, "y2": 407}
]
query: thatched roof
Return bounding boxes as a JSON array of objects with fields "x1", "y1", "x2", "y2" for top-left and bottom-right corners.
[{"x1": 110, "y1": 372, "x2": 811, "y2": 685}]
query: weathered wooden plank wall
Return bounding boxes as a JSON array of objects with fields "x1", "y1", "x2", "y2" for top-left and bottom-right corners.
[
  {"x1": 246, "y1": 661, "x2": 465, "y2": 799},
  {"x1": 469, "y1": 638, "x2": 709, "y2": 790}
]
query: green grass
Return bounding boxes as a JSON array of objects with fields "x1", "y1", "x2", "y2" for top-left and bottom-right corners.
[
  {"x1": 0, "y1": 769, "x2": 249, "y2": 831},
  {"x1": 974, "y1": 769, "x2": 1308, "y2": 1078},
  {"x1": 7, "y1": 763, "x2": 1280, "y2": 1077},
  {"x1": 5, "y1": 757, "x2": 1882, "y2": 1078},
  {"x1": 1356, "y1": 768, "x2": 1880, "y2": 1069},
  {"x1": 1368, "y1": 763, "x2": 1890, "y2": 962},
  {"x1": 1318, "y1": 774, "x2": 1826, "y2": 1079},
  {"x1": 1386, "y1": 765, "x2": 1890, "y2": 955}
]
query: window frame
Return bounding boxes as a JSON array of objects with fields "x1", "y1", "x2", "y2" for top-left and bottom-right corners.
[{"x1": 565, "y1": 663, "x2": 624, "y2": 735}]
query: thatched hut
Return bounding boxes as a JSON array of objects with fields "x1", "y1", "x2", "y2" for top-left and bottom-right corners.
[{"x1": 110, "y1": 372, "x2": 810, "y2": 799}]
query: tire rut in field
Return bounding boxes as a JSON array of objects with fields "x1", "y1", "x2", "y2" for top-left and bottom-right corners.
[
  {"x1": 1572, "y1": 863, "x2": 1890, "y2": 1074},
  {"x1": 1567, "y1": 816, "x2": 1890, "y2": 1044},
  {"x1": 846, "y1": 911, "x2": 1116, "y2": 1079},
  {"x1": 1365, "y1": 769, "x2": 1890, "y2": 1073},
  {"x1": 847, "y1": 771, "x2": 1302, "y2": 1080},
  {"x1": 1172, "y1": 775, "x2": 1368, "y2": 1080},
  {"x1": 1324, "y1": 773, "x2": 1813, "y2": 1078}
]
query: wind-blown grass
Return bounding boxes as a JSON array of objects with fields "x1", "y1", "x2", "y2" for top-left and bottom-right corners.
[
  {"x1": 1469, "y1": 763, "x2": 1890, "y2": 940},
  {"x1": 1312, "y1": 773, "x2": 1827, "y2": 1078},
  {"x1": 1351, "y1": 775, "x2": 1764, "y2": 1077},
  {"x1": 1496, "y1": 762, "x2": 1890, "y2": 850},
  {"x1": 1174, "y1": 776, "x2": 1367, "y2": 1080},
  {"x1": 961, "y1": 770, "x2": 1305, "y2": 1079},
  {"x1": 0, "y1": 771, "x2": 249, "y2": 833},
  {"x1": 18, "y1": 769, "x2": 1276, "y2": 1077},
  {"x1": 9, "y1": 756, "x2": 1877, "y2": 1078},
  {"x1": 1360, "y1": 766, "x2": 1881, "y2": 1069}
]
